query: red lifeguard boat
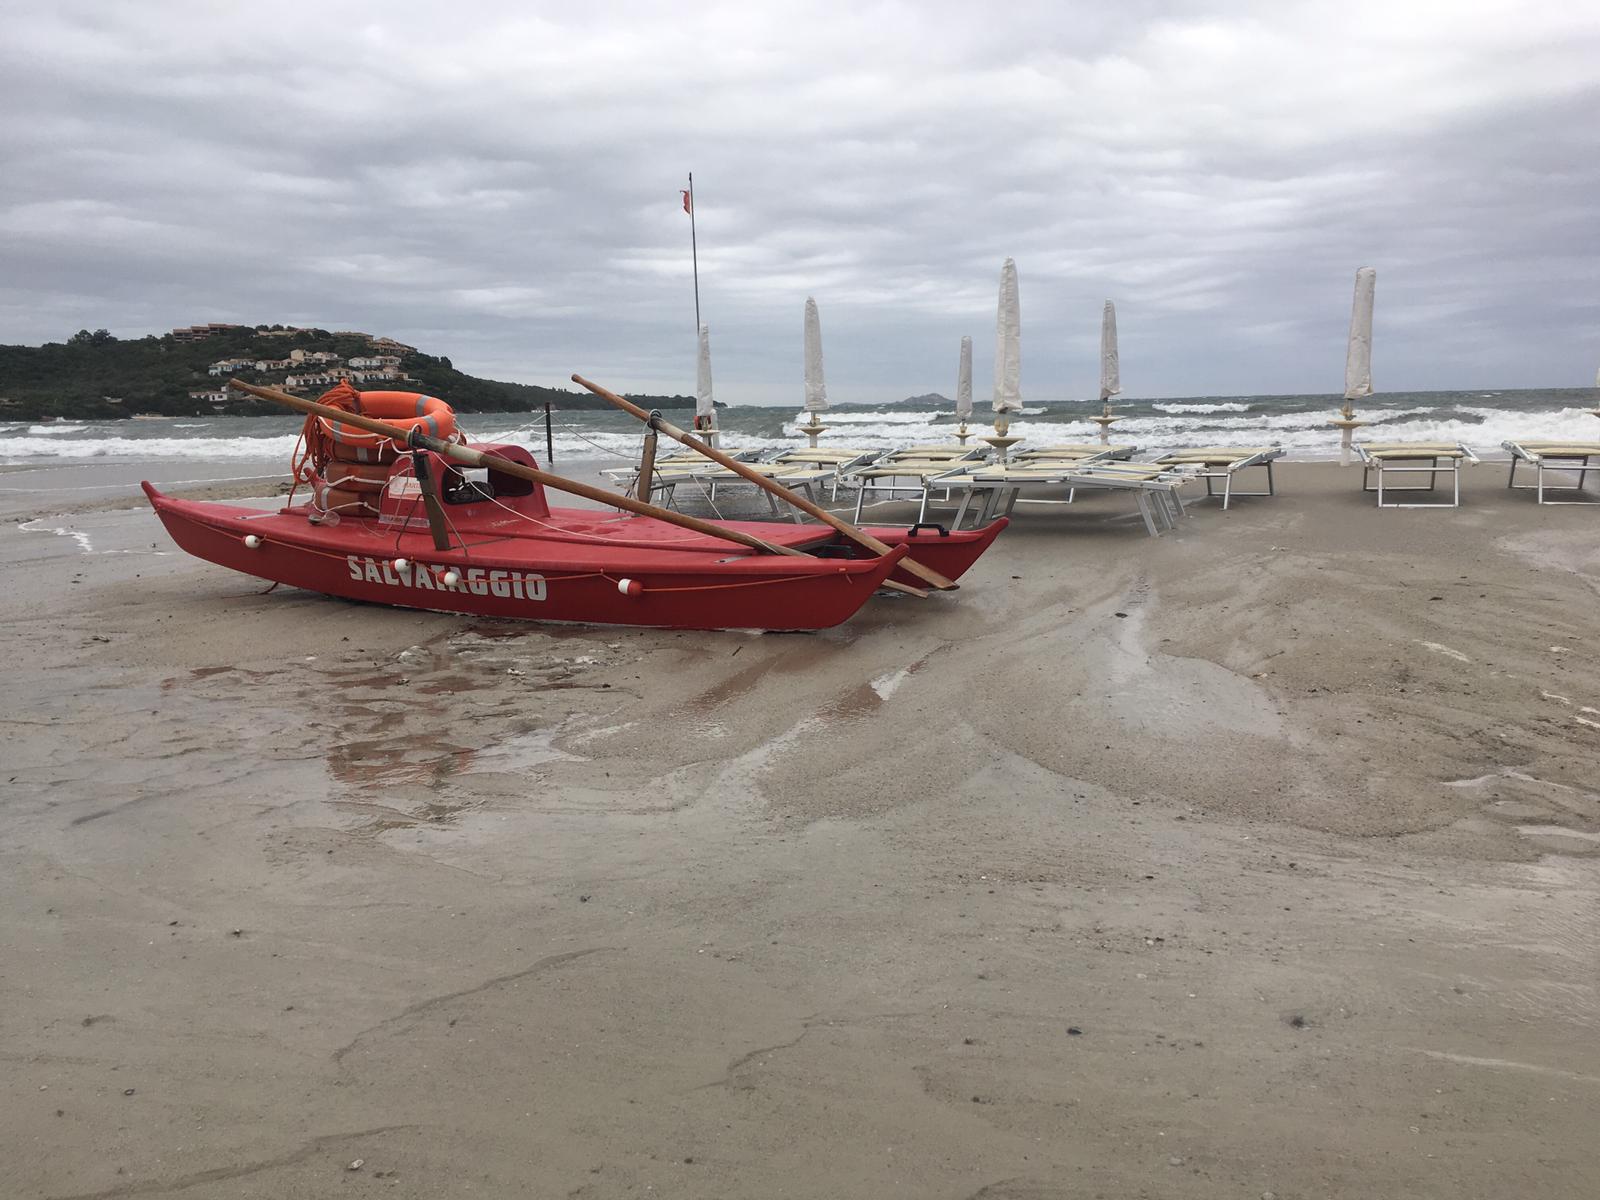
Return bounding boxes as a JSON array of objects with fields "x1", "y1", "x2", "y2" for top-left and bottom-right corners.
[{"x1": 143, "y1": 385, "x2": 1006, "y2": 631}]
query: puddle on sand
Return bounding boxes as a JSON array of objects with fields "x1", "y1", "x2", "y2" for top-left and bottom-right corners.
[
  {"x1": 1518, "y1": 825, "x2": 1600, "y2": 846},
  {"x1": 414, "y1": 673, "x2": 479, "y2": 695},
  {"x1": 1487, "y1": 799, "x2": 1555, "y2": 820},
  {"x1": 461, "y1": 621, "x2": 621, "y2": 645},
  {"x1": 326, "y1": 733, "x2": 477, "y2": 787},
  {"x1": 339, "y1": 799, "x2": 472, "y2": 834},
  {"x1": 826, "y1": 651, "x2": 937, "y2": 719},
  {"x1": 469, "y1": 726, "x2": 583, "y2": 772},
  {"x1": 686, "y1": 638, "x2": 869, "y2": 715}
]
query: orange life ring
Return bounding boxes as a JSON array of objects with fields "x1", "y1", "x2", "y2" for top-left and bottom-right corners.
[
  {"x1": 329, "y1": 441, "x2": 400, "y2": 465},
  {"x1": 324, "y1": 460, "x2": 391, "y2": 492},
  {"x1": 318, "y1": 392, "x2": 457, "y2": 459}
]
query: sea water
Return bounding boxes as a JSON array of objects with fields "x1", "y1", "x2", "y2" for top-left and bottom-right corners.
[{"x1": 4, "y1": 387, "x2": 1598, "y2": 467}]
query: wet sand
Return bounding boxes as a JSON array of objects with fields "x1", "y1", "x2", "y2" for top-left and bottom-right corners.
[{"x1": 3, "y1": 460, "x2": 1598, "y2": 1199}]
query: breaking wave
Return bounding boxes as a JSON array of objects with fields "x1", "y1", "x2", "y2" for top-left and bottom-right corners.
[{"x1": 4, "y1": 388, "x2": 1597, "y2": 465}]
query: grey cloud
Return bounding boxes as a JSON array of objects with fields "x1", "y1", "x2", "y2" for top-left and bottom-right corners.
[{"x1": 2, "y1": 0, "x2": 1597, "y2": 404}]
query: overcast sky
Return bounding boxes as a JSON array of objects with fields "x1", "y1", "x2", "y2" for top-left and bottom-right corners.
[{"x1": 2, "y1": 1, "x2": 1597, "y2": 404}]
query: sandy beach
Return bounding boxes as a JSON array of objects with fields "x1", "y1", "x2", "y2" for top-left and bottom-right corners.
[{"x1": 4, "y1": 459, "x2": 1598, "y2": 1199}]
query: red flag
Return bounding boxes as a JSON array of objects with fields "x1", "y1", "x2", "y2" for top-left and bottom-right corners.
[{"x1": 681, "y1": 189, "x2": 692, "y2": 215}]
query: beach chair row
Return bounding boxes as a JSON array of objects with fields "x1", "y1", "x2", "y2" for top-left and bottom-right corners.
[
  {"x1": 1356, "y1": 441, "x2": 1600, "y2": 507},
  {"x1": 607, "y1": 442, "x2": 1286, "y2": 534},
  {"x1": 605, "y1": 437, "x2": 1600, "y2": 527}
]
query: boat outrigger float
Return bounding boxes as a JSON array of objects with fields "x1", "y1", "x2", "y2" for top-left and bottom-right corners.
[{"x1": 141, "y1": 378, "x2": 1007, "y2": 631}]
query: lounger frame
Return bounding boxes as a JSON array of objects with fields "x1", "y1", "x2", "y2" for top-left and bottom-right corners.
[
  {"x1": 943, "y1": 462, "x2": 1188, "y2": 537},
  {"x1": 1155, "y1": 447, "x2": 1283, "y2": 509},
  {"x1": 1501, "y1": 441, "x2": 1600, "y2": 505},
  {"x1": 1355, "y1": 444, "x2": 1479, "y2": 508},
  {"x1": 845, "y1": 448, "x2": 989, "y2": 522},
  {"x1": 634, "y1": 462, "x2": 834, "y2": 520}
]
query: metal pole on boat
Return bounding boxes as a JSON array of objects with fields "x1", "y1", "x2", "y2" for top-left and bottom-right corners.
[
  {"x1": 686, "y1": 173, "x2": 701, "y2": 336},
  {"x1": 543, "y1": 401, "x2": 554, "y2": 464}
]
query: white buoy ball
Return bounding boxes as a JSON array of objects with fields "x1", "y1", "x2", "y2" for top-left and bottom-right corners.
[
  {"x1": 617, "y1": 577, "x2": 642, "y2": 597},
  {"x1": 442, "y1": 570, "x2": 461, "y2": 587},
  {"x1": 393, "y1": 558, "x2": 409, "y2": 571},
  {"x1": 243, "y1": 534, "x2": 262, "y2": 549}
]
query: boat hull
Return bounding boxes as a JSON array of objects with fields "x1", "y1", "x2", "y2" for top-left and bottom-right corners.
[{"x1": 144, "y1": 485, "x2": 909, "y2": 631}]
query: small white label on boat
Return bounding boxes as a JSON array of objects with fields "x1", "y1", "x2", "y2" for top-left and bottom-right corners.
[{"x1": 387, "y1": 476, "x2": 424, "y2": 498}]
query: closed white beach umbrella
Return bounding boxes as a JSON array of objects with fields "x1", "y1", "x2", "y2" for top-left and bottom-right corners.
[
  {"x1": 955, "y1": 335, "x2": 974, "y2": 424},
  {"x1": 1344, "y1": 267, "x2": 1376, "y2": 404},
  {"x1": 993, "y1": 258, "x2": 1022, "y2": 427},
  {"x1": 1099, "y1": 301, "x2": 1121, "y2": 402},
  {"x1": 803, "y1": 297, "x2": 829, "y2": 413},
  {"x1": 798, "y1": 297, "x2": 830, "y2": 445},
  {"x1": 695, "y1": 323, "x2": 715, "y2": 428},
  {"x1": 1334, "y1": 267, "x2": 1376, "y2": 464},
  {"x1": 1094, "y1": 299, "x2": 1122, "y2": 444}
]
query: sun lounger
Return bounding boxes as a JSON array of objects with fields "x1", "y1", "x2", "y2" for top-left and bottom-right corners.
[
  {"x1": 1155, "y1": 445, "x2": 1284, "y2": 509},
  {"x1": 766, "y1": 447, "x2": 880, "y2": 500},
  {"x1": 1012, "y1": 443, "x2": 1137, "y2": 463},
  {"x1": 1501, "y1": 440, "x2": 1600, "y2": 505},
  {"x1": 631, "y1": 460, "x2": 837, "y2": 520},
  {"x1": 603, "y1": 447, "x2": 762, "y2": 493},
  {"x1": 769, "y1": 447, "x2": 878, "y2": 468},
  {"x1": 1354, "y1": 442, "x2": 1479, "y2": 508},
  {"x1": 945, "y1": 460, "x2": 1189, "y2": 537},
  {"x1": 895, "y1": 443, "x2": 994, "y2": 460},
  {"x1": 845, "y1": 452, "x2": 989, "y2": 523}
]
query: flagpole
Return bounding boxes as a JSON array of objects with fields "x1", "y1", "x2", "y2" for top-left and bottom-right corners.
[{"x1": 688, "y1": 172, "x2": 701, "y2": 335}]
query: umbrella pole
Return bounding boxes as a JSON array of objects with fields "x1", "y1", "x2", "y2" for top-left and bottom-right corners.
[{"x1": 571, "y1": 373, "x2": 959, "y2": 591}]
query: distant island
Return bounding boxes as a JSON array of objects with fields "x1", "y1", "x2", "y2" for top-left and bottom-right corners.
[{"x1": 0, "y1": 323, "x2": 703, "y2": 420}]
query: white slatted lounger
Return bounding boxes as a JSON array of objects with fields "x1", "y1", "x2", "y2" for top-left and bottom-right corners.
[
  {"x1": 1012, "y1": 443, "x2": 1137, "y2": 463},
  {"x1": 1354, "y1": 442, "x2": 1480, "y2": 508},
  {"x1": 639, "y1": 460, "x2": 836, "y2": 520},
  {"x1": 767, "y1": 447, "x2": 880, "y2": 501},
  {"x1": 1501, "y1": 440, "x2": 1600, "y2": 505},
  {"x1": 604, "y1": 447, "x2": 763, "y2": 497},
  {"x1": 1155, "y1": 445, "x2": 1284, "y2": 509},
  {"x1": 846, "y1": 448, "x2": 988, "y2": 522},
  {"x1": 946, "y1": 460, "x2": 1188, "y2": 537},
  {"x1": 895, "y1": 443, "x2": 994, "y2": 459}
]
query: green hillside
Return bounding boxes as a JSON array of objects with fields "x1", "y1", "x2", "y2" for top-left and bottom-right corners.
[{"x1": 0, "y1": 326, "x2": 695, "y2": 420}]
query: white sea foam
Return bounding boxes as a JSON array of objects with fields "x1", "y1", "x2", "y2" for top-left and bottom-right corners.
[
  {"x1": 0, "y1": 435, "x2": 303, "y2": 461},
  {"x1": 4, "y1": 399, "x2": 1592, "y2": 464},
  {"x1": 1152, "y1": 402, "x2": 1250, "y2": 415},
  {"x1": 798, "y1": 409, "x2": 943, "y2": 425}
]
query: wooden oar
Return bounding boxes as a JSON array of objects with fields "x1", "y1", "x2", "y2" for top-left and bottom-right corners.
[
  {"x1": 636, "y1": 429, "x2": 659, "y2": 501},
  {"x1": 225, "y1": 380, "x2": 799, "y2": 558},
  {"x1": 571, "y1": 374, "x2": 959, "y2": 591}
]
